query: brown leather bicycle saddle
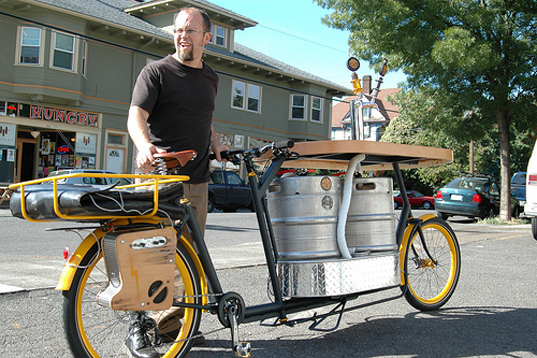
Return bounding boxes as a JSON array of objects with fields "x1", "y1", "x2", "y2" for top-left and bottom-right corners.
[{"x1": 153, "y1": 150, "x2": 197, "y2": 170}]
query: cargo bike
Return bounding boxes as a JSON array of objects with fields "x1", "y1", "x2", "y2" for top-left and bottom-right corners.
[{"x1": 9, "y1": 140, "x2": 460, "y2": 358}]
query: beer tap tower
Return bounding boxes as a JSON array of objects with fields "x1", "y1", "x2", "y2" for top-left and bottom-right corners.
[{"x1": 347, "y1": 58, "x2": 388, "y2": 140}]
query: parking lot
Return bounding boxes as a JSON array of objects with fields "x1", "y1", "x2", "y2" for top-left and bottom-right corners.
[{"x1": 1, "y1": 208, "x2": 536, "y2": 357}]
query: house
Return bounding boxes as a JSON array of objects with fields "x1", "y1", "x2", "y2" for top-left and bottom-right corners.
[
  {"x1": 0, "y1": 0, "x2": 351, "y2": 183},
  {"x1": 332, "y1": 75, "x2": 399, "y2": 141}
]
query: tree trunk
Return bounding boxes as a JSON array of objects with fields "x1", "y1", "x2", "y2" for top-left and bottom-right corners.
[{"x1": 497, "y1": 109, "x2": 511, "y2": 220}]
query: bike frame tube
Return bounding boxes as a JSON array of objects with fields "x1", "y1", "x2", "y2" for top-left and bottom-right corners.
[
  {"x1": 393, "y1": 162, "x2": 412, "y2": 246},
  {"x1": 185, "y1": 204, "x2": 223, "y2": 296},
  {"x1": 246, "y1": 157, "x2": 286, "y2": 304},
  {"x1": 179, "y1": 157, "x2": 287, "y2": 309}
]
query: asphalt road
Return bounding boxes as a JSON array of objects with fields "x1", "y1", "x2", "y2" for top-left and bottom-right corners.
[{"x1": 1, "y1": 208, "x2": 536, "y2": 357}]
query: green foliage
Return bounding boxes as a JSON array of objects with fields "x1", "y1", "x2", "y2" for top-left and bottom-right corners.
[{"x1": 317, "y1": 0, "x2": 537, "y2": 218}]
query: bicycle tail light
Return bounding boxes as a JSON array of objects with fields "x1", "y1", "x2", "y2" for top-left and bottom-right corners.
[{"x1": 63, "y1": 247, "x2": 70, "y2": 260}]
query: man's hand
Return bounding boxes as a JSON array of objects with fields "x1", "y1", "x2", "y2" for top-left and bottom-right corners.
[
  {"x1": 136, "y1": 144, "x2": 167, "y2": 172},
  {"x1": 211, "y1": 141, "x2": 229, "y2": 161}
]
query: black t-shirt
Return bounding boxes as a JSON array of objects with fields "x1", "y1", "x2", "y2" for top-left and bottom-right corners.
[{"x1": 130, "y1": 55, "x2": 219, "y2": 183}]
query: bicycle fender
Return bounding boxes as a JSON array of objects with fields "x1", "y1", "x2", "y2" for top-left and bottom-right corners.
[
  {"x1": 178, "y1": 237, "x2": 209, "y2": 305},
  {"x1": 56, "y1": 228, "x2": 107, "y2": 291},
  {"x1": 398, "y1": 213, "x2": 436, "y2": 285}
]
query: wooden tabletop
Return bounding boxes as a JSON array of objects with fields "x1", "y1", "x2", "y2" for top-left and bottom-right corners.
[{"x1": 280, "y1": 140, "x2": 453, "y2": 171}]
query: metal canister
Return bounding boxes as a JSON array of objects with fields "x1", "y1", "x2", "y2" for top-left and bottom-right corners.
[
  {"x1": 267, "y1": 176, "x2": 341, "y2": 260},
  {"x1": 345, "y1": 177, "x2": 397, "y2": 255}
]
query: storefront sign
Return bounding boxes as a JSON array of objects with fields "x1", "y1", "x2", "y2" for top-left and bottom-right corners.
[
  {"x1": 0, "y1": 123, "x2": 16, "y2": 146},
  {"x1": 76, "y1": 132, "x2": 97, "y2": 154},
  {"x1": 30, "y1": 105, "x2": 99, "y2": 127},
  {"x1": 57, "y1": 144, "x2": 71, "y2": 154},
  {"x1": 0, "y1": 100, "x2": 99, "y2": 128}
]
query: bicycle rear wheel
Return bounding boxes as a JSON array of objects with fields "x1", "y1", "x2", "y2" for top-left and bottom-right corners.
[
  {"x1": 62, "y1": 238, "x2": 203, "y2": 358},
  {"x1": 402, "y1": 217, "x2": 461, "y2": 311}
]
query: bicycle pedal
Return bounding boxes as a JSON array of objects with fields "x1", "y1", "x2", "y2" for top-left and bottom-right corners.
[{"x1": 234, "y1": 342, "x2": 251, "y2": 357}]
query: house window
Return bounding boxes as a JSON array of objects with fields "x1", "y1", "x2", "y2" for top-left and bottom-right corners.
[
  {"x1": 108, "y1": 133, "x2": 124, "y2": 145},
  {"x1": 363, "y1": 106, "x2": 372, "y2": 121},
  {"x1": 311, "y1": 97, "x2": 322, "y2": 123},
  {"x1": 232, "y1": 81, "x2": 245, "y2": 109},
  {"x1": 291, "y1": 94, "x2": 306, "y2": 120},
  {"x1": 247, "y1": 84, "x2": 260, "y2": 112},
  {"x1": 52, "y1": 31, "x2": 75, "y2": 71},
  {"x1": 211, "y1": 25, "x2": 225, "y2": 46},
  {"x1": 19, "y1": 27, "x2": 42, "y2": 65},
  {"x1": 81, "y1": 40, "x2": 87, "y2": 77},
  {"x1": 232, "y1": 81, "x2": 261, "y2": 113}
]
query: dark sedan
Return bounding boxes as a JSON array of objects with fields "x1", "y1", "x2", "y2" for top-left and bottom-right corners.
[
  {"x1": 393, "y1": 190, "x2": 435, "y2": 210},
  {"x1": 435, "y1": 175, "x2": 519, "y2": 220}
]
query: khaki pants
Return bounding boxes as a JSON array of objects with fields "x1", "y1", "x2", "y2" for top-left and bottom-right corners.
[{"x1": 153, "y1": 182, "x2": 208, "y2": 336}]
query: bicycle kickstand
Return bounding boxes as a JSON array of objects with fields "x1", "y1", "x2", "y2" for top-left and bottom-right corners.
[{"x1": 229, "y1": 306, "x2": 251, "y2": 357}]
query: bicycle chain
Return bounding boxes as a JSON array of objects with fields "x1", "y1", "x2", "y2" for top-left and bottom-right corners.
[{"x1": 174, "y1": 292, "x2": 223, "y2": 300}]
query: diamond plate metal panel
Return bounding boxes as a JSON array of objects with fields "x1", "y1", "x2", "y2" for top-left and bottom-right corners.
[{"x1": 278, "y1": 253, "x2": 400, "y2": 298}]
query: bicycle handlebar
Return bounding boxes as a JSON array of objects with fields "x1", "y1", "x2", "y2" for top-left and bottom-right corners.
[{"x1": 209, "y1": 140, "x2": 295, "y2": 163}]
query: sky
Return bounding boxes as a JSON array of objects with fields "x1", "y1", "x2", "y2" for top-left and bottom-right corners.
[{"x1": 206, "y1": 0, "x2": 407, "y2": 90}]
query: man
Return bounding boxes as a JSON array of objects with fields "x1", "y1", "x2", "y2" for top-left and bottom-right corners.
[{"x1": 127, "y1": 7, "x2": 227, "y2": 358}]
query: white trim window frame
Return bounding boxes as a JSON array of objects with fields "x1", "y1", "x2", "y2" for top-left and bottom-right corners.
[
  {"x1": 104, "y1": 130, "x2": 128, "y2": 174},
  {"x1": 17, "y1": 27, "x2": 43, "y2": 66},
  {"x1": 310, "y1": 96, "x2": 322, "y2": 123},
  {"x1": 232, "y1": 80, "x2": 261, "y2": 113},
  {"x1": 290, "y1": 94, "x2": 306, "y2": 120},
  {"x1": 211, "y1": 24, "x2": 226, "y2": 46},
  {"x1": 232, "y1": 80, "x2": 246, "y2": 110},
  {"x1": 81, "y1": 40, "x2": 88, "y2": 77},
  {"x1": 51, "y1": 31, "x2": 77, "y2": 72}
]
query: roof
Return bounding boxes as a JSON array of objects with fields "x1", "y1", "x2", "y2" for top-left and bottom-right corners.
[
  {"x1": 332, "y1": 88, "x2": 400, "y2": 127},
  {"x1": 22, "y1": 0, "x2": 173, "y2": 39},
  {"x1": 124, "y1": 0, "x2": 258, "y2": 30},
  {"x1": 12, "y1": 0, "x2": 350, "y2": 95}
]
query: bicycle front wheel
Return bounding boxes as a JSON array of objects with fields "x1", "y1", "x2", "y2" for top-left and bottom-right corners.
[
  {"x1": 62, "y1": 238, "x2": 203, "y2": 358},
  {"x1": 402, "y1": 217, "x2": 461, "y2": 311}
]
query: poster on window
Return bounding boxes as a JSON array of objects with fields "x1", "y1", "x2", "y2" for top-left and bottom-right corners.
[
  {"x1": 234, "y1": 135, "x2": 244, "y2": 149},
  {"x1": 41, "y1": 138, "x2": 50, "y2": 154},
  {"x1": 106, "y1": 148, "x2": 124, "y2": 174},
  {"x1": 76, "y1": 133, "x2": 97, "y2": 154},
  {"x1": 7, "y1": 148, "x2": 15, "y2": 161}
]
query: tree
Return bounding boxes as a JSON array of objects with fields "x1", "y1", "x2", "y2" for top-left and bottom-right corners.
[{"x1": 317, "y1": 0, "x2": 537, "y2": 220}]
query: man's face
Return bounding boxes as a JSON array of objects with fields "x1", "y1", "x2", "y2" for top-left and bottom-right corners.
[{"x1": 174, "y1": 10, "x2": 211, "y2": 64}]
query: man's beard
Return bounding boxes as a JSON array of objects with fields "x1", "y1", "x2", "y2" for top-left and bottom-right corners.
[{"x1": 178, "y1": 46, "x2": 194, "y2": 62}]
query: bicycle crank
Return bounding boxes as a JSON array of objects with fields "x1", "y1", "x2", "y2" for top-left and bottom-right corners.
[{"x1": 217, "y1": 292, "x2": 251, "y2": 357}]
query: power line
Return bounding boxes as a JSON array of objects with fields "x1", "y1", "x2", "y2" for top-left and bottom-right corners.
[{"x1": 257, "y1": 23, "x2": 349, "y2": 55}]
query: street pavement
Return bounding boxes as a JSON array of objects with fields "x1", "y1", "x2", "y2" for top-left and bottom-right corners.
[{"x1": 1, "y1": 207, "x2": 536, "y2": 357}]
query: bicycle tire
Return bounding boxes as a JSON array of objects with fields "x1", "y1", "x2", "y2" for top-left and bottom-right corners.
[
  {"x1": 62, "y1": 237, "x2": 203, "y2": 358},
  {"x1": 402, "y1": 216, "x2": 461, "y2": 311}
]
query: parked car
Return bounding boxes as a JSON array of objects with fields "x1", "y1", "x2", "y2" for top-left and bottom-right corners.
[
  {"x1": 435, "y1": 174, "x2": 520, "y2": 220},
  {"x1": 393, "y1": 190, "x2": 435, "y2": 210},
  {"x1": 45, "y1": 169, "x2": 132, "y2": 186},
  {"x1": 208, "y1": 170, "x2": 252, "y2": 212},
  {"x1": 511, "y1": 171, "x2": 526, "y2": 204},
  {"x1": 524, "y1": 141, "x2": 537, "y2": 240}
]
